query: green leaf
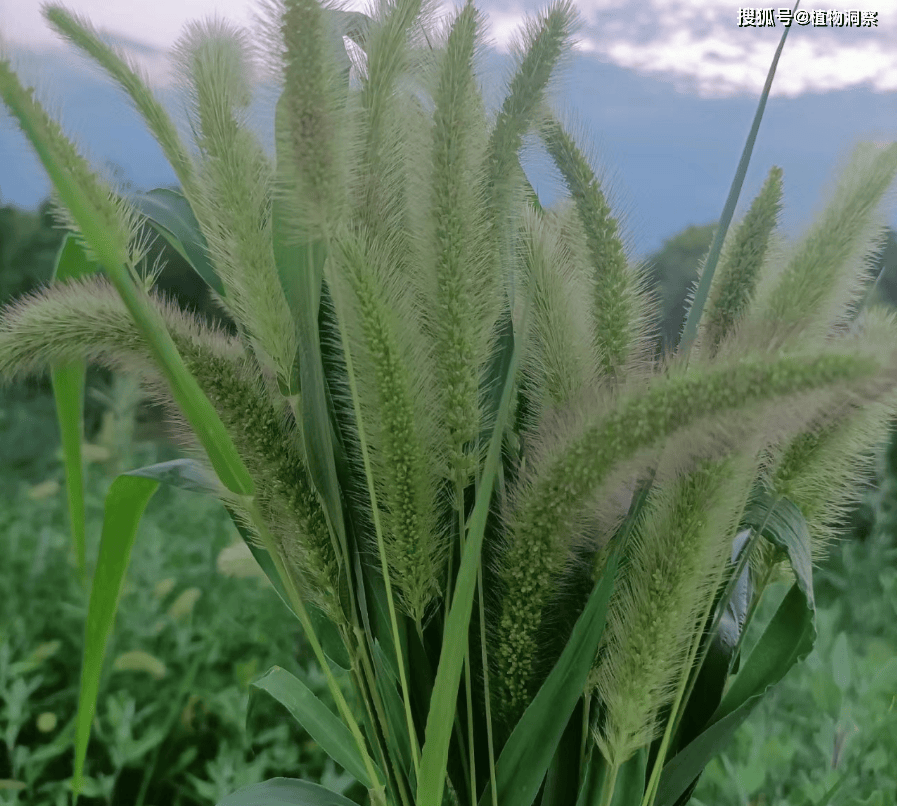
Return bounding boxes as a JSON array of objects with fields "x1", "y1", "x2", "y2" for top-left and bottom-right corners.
[
  {"x1": 50, "y1": 233, "x2": 98, "y2": 586},
  {"x1": 477, "y1": 531, "x2": 624, "y2": 806},
  {"x1": 127, "y1": 187, "x2": 224, "y2": 298},
  {"x1": 745, "y1": 493, "x2": 814, "y2": 610},
  {"x1": 123, "y1": 459, "x2": 289, "y2": 603},
  {"x1": 73, "y1": 474, "x2": 160, "y2": 799},
  {"x1": 372, "y1": 641, "x2": 416, "y2": 791},
  {"x1": 716, "y1": 528, "x2": 753, "y2": 670},
  {"x1": 307, "y1": 602, "x2": 352, "y2": 671},
  {"x1": 539, "y1": 699, "x2": 585, "y2": 806},
  {"x1": 655, "y1": 581, "x2": 816, "y2": 806},
  {"x1": 251, "y1": 666, "x2": 380, "y2": 790},
  {"x1": 216, "y1": 777, "x2": 358, "y2": 806},
  {"x1": 125, "y1": 457, "x2": 222, "y2": 495},
  {"x1": 417, "y1": 289, "x2": 524, "y2": 806},
  {"x1": 718, "y1": 580, "x2": 815, "y2": 717},
  {"x1": 677, "y1": 3, "x2": 797, "y2": 358}
]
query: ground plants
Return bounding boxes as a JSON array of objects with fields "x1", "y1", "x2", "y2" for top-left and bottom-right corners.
[
  {"x1": 2, "y1": 0, "x2": 897, "y2": 804},
  {"x1": 0, "y1": 435, "x2": 338, "y2": 805},
  {"x1": 693, "y1": 527, "x2": 897, "y2": 805}
]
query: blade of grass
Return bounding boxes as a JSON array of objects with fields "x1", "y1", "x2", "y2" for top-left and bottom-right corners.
[
  {"x1": 73, "y1": 474, "x2": 160, "y2": 800},
  {"x1": 50, "y1": 233, "x2": 97, "y2": 587},
  {"x1": 126, "y1": 187, "x2": 225, "y2": 298},
  {"x1": 417, "y1": 289, "x2": 529, "y2": 806},
  {"x1": 677, "y1": 0, "x2": 800, "y2": 363},
  {"x1": 252, "y1": 665, "x2": 382, "y2": 790}
]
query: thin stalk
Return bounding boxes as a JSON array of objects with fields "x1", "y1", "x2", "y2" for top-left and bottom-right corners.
[
  {"x1": 471, "y1": 455, "x2": 497, "y2": 806},
  {"x1": 597, "y1": 761, "x2": 619, "y2": 806},
  {"x1": 354, "y1": 623, "x2": 412, "y2": 806},
  {"x1": 444, "y1": 529, "x2": 455, "y2": 627},
  {"x1": 464, "y1": 608, "x2": 476, "y2": 806},
  {"x1": 457, "y1": 475, "x2": 477, "y2": 806},
  {"x1": 344, "y1": 626, "x2": 401, "y2": 806},
  {"x1": 580, "y1": 692, "x2": 591, "y2": 785},
  {"x1": 477, "y1": 559, "x2": 498, "y2": 806},
  {"x1": 326, "y1": 275, "x2": 422, "y2": 779}
]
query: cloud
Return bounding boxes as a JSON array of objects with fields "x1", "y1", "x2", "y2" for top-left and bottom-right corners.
[
  {"x1": 569, "y1": 0, "x2": 896, "y2": 97},
  {"x1": 0, "y1": 0, "x2": 893, "y2": 97}
]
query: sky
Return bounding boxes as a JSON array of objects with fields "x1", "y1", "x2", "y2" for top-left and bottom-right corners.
[{"x1": 1, "y1": 0, "x2": 894, "y2": 99}]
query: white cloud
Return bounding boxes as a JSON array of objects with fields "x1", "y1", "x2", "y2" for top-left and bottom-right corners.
[
  {"x1": 1, "y1": 0, "x2": 894, "y2": 97},
  {"x1": 571, "y1": 0, "x2": 896, "y2": 97}
]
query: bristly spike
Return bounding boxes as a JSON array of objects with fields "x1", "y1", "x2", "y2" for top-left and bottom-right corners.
[
  {"x1": 538, "y1": 108, "x2": 659, "y2": 386},
  {"x1": 738, "y1": 143, "x2": 897, "y2": 353},
  {"x1": 167, "y1": 16, "x2": 297, "y2": 385},
  {"x1": 416, "y1": 0, "x2": 497, "y2": 488},
  {"x1": 40, "y1": 3, "x2": 201, "y2": 203},
  {"x1": 0, "y1": 275, "x2": 344, "y2": 620},
  {"x1": 258, "y1": 0, "x2": 354, "y2": 239},
  {"x1": 491, "y1": 339, "x2": 897, "y2": 721},
  {"x1": 688, "y1": 165, "x2": 784, "y2": 362}
]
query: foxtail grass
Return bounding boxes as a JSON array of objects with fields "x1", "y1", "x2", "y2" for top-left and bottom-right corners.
[{"x1": 3, "y1": 2, "x2": 897, "y2": 805}]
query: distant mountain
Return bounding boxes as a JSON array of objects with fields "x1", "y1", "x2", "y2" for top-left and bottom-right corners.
[{"x1": 2, "y1": 42, "x2": 896, "y2": 259}]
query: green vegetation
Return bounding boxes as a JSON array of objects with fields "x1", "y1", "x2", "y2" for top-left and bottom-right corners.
[
  {"x1": 694, "y1": 526, "x2": 897, "y2": 805},
  {"x1": 0, "y1": 414, "x2": 354, "y2": 805}
]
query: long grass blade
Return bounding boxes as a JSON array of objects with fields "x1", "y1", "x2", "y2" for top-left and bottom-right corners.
[
  {"x1": 677, "y1": 0, "x2": 800, "y2": 361},
  {"x1": 417, "y1": 290, "x2": 528, "y2": 806},
  {"x1": 50, "y1": 234, "x2": 97, "y2": 587},
  {"x1": 252, "y1": 665, "x2": 382, "y2": 789},
  {"x1": 73, "y1": 474, "x2": 160, "y2": 799},
  {"x1": 126, "y1": 187, "x2": 225, "y2": 298}
]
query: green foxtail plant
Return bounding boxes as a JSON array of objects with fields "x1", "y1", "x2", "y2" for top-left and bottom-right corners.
[{"x1": 2, "y1": 1, "x2": 897, "y2": 805}]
